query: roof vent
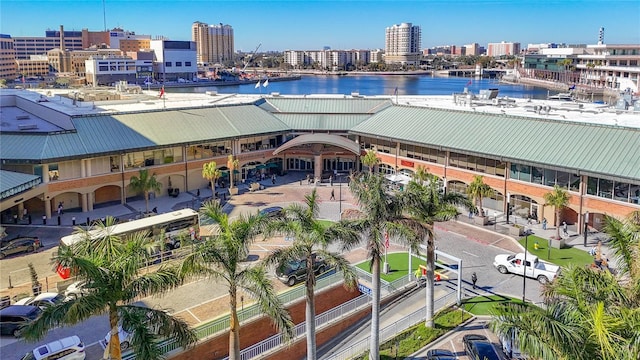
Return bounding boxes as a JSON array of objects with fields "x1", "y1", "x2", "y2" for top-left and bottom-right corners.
[
  {"x1": 351, "y1": 92, "x2": 361, "y2": 98},
  {"x1": 18, "y1": 124, "x2": 38, "y2": 130},
  {"x1": 270, "y1": 92, "x2": 280, "y2": 97},
  {"x1": 16, "y1": 115, "x2": 30, "y2": 120}
]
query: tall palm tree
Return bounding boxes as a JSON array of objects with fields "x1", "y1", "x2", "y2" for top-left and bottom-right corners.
[
  {"x1": 344, "y1": 172, "x2": 424, "y2": 360},
  {"x1": 23, "y1": 217, "x2": 197, "y2": 360},
  {"x1": 466, "y1": 175, "x2": 493, "y2": 218},
  {"x1": 491, "y1": 210, "x2": 640, "y2": 360},
  {"x1": 403, "y1": 171, "x2": 469, "y2": 327},
  {"x1": 543, "y1": 185, "x2": 571, "y2": 239},
  {"x1": 263, "y1": 189, "x2": 360, "y2": 360},
  {"x1": 202, "y1": 161, "x2": 221, "y2": 195},
  {"x1": 129, "y1": 169, "x2": 162, "y2": 214},
  {"x1": 181, "y1": 201, "x2": 293, "y2": 360},
  {"x1": 361, "y1": 149, "x2": 380, "y2": 174}
]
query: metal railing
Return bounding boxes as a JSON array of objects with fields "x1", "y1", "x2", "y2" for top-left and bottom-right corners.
[
  {"x1": 122, "y1": 271, "x2": 345, "y2": 360},
  {"x1": 325, "y1": 288, "x2": 458, "y2": 360}
]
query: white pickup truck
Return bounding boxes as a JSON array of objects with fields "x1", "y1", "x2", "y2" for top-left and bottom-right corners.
[{"x1": 493, "y1": 253, "x2": 560, "y2": 284}]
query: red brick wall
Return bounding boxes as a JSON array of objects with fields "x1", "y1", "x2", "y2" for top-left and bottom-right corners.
[{"x1": 170, "y1": 284, "x2": 360, "y2": 360}]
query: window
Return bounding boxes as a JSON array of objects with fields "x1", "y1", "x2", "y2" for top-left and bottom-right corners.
[
  {"x1": 165, "y1": 62, "x2": 172, "y2": 67},
  {"x1": 176, "y1": 61, "x2": 182, "y2": 67},
  {"x1": 185, "y1": 61, "x2": 192, "y2": 66}
]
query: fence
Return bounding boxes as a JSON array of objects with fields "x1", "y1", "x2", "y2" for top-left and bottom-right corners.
[
  {"x1": 122, "y1": 271, "x2": 345, "y2": 360},
  {"x1": 325, "y1": 288, "x2": 459, "y2": 360}
]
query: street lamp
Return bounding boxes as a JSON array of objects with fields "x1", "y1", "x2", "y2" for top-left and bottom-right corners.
[
  {"x1": 522, "y1": 229, "x2": 531, "y2": 303},
  {"x1": 583, "y1": 211, "x2": 589, "y2": 247},
  {"x1": 506, "y1": 193, "x2": 511, "y2": 225}
]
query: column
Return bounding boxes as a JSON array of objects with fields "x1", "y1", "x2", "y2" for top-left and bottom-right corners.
[
  {"x1": 18, "y1": 203, "x2": 25, "y2": 220},
  {"x1": 44, "y1": 199, "x2": 52, "y2": 219},
  {"x1": 87, "y1": 192, "x2": 94, "y2": 211},
  {"x1": 80, "y1": 159, "x2": 86, "y2": 178},
  {"x1": 81, "y1": 193, "x2": 88, "y2": 212},
  {"x1": 42, "y1": 164, "x2": 50, "y2": 183},
  {"x1": 314, "y1": 155, "x2": 323, "y2": 181}
]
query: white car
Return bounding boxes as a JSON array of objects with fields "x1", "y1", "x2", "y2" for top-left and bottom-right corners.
[
  {"x1": 15, "y1": 292, "x2": 66, "y2": 309},
  {"x1": 63, "y1": 281, "x2": 91, "y2": 300},
  {"x1": 21, "y1": 335, "x2": 86, "y2": 360},
  {"x1": 103, "y1": 326, "x2": 133, "y2": 352}
]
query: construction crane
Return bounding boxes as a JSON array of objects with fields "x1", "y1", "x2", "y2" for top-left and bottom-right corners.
[{"x1": 241, "y1": 43, "x2": 262, "y2": 72}]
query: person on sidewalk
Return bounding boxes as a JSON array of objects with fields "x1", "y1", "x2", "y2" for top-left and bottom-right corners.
[
  {"x1": 562, "y1": 221, "x2": 568, "y2": 237},
  {"x1": 471, "y1": 272, "x2": 478, "y2": 289},
  {"x1": 330, "y1": 189, "x2": 335, "y2": 201},
  {"x1": 542, "y1": 218, "x2": 547, "y2": 230}
]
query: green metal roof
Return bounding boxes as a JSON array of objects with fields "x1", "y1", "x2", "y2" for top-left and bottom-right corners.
[
  {"x1": 271, "y1": 114, "x2": 371, "y2": 130},
  {"x1": 350, "y1": 105, "x2": 640, "y2": 181},
  {"x1": 262, "y1": 97, "x2": 392, "y2": 114},
  {"x1": 0, "y1": 170, "x2": 41, "y2": 200}
]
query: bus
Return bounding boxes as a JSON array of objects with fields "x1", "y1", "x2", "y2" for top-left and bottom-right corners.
[
  {"x1": 57, "y1": 209, "x2": 199, "y2": 279},
  {"x1": 60, "y1": 208, "x2": 200, "y2": 248}
]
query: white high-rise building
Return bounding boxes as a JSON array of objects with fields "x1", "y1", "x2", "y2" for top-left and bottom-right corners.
[
  {"x1": 384, "y1": 23, "x2": 421, "y2": 65},
  {"x1": 191, "y1": 22, "x2": 234, "y2": 66}
]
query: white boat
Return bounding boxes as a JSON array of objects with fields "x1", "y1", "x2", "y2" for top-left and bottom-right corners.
[{"x1": 547, "y1": 92, "x2": 574, "y2": 101}]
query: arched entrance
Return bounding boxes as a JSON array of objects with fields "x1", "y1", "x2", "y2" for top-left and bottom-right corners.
[
  {"x1": 509, "y1": 194, "x2": 540, "y2": 222},
  {"x1": 94, "y1": 185, "x2": 121, "y2": 207},
  {"x1": 53, "y1": 191, "x2": 83, "y2": 213}
]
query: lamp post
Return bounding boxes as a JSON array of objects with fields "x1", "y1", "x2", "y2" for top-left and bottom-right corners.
[
  {"x1": 339, "y1": 175, "x2": 343, "y2": 215},
  {"x1": 506, "y1": 193, "x2": 511, "y2": 224},
  {"x1": 522, "y1": 229, "x2": 530, "y2": 303},
  {"x1": 583, "y1": 211, "x2": 589, "y2": 247}
]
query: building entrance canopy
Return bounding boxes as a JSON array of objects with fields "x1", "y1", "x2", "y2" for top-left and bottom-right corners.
[{"x1": 272, "y1": 134, "x2": 361, "y2": 155}]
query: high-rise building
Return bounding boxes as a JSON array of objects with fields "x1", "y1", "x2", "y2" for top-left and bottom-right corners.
[
  {"x1": 191, "y1": 21, "x2": 234, "y2": 66},
  {"x1": 487, "y1": 41, "x2": 521, "y2": 57},
  {"x1": 384, "y1": 23, "x2": 421, "y2": 65},
  {"x1": 0, "y1": 34, "x2": 17, "y2": 80}
]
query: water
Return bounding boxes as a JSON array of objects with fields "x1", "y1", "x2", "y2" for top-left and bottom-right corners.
[{"x1": 172, "y1": 74, "x2": 551, "y2": 99}]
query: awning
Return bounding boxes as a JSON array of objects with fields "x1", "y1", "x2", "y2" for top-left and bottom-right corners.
[
  {"x1": 256, "y1": 164, "x2": 267, "y2": 170},
  {"x1": 385, "y1": 173, "x2": 412, "y2": 185},
  {"x1": 266, "y1": 163, "x2": 279, "y2": 168}
]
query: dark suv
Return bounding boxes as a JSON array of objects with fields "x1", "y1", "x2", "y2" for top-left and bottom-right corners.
[
  {"x1": 463, "y1": 334, "x2": 501, "y2": 360},
  {"x1": 276, "y1": 253, "x2": 328, "y2": 286},
  {"x1": 0, "y1": 305, "x2": 41, "y2": 337},
  {"x1": 0, "y1": 237, "x2": 41, "y2": 259}
]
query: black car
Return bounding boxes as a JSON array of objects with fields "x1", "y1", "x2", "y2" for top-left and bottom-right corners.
[
  {"x1": 0, "y1": 305, "x2": 41, "y2": 337},
  {"x1": 463, "y1": 334, "x2": 501, "y2": 360},
  {"x1": 426, "y1": 348, "x2": 456, "y2": 360},
  {"x1": 276, "y1": 253, "x2": 327, "y2": 286},
  {"x1": 259, "y1": 206, "x2": 284, "y2": 218},
  {"x1": 0, "y1": 237, "x2": 41, "y2": 259}
]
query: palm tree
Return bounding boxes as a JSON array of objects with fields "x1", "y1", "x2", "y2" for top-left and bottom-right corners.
[
  {"x1": 543, "y1": 185, "x2": 571, "y2": 239},
  {"x1": 227, "y1": 154, "x2": 239, "y2": 190},
  {"x1": 491, "y1": 210, "x2": 640, "y2": 360},
  {"x1": 129, "y1": 169, "x2": 162, "y2": 214},
  {"x1": 202, "y1": 161, "x2": 221, "y2": 195},
  {"x1": 466, "y1": 175, "x2": 493, "y2": 219},
  {"x1": 403, "y1": 171, "x2": 470, "y2": 327},
  {"x1": 181, "y1": 201, "x2": 293, "y2": 360},
  {"x1": 263, "y1": 189, "x2": 360, "y2": 360},
  {"x1": 361, "y1": 149, "x2": 380, "y2": 174},
  {"x1": 23, "y1": 217, "x2": 197, "y2": 360},
  {"x1": 344, "y1": 172, "x2": 424, "y2": 360}
]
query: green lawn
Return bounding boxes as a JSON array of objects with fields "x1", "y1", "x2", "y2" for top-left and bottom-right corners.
[
  {"x1": 356, "y1": 252, "x2": 426, "y2": 282},
  {"x1": 517, "y1": 235, "x2": 593, "y2": 267},
  {"x1": 461, "y1": 295, "x2": 524, "y2": 315}
]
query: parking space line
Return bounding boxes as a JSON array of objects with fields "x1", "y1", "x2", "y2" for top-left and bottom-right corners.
[{"x1": 462, "y1": 251, "x2": 479, "y2": 258}]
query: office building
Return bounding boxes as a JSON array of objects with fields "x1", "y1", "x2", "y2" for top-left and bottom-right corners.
[
  {"x1": 149, "y1": 40, "x2": 197, "y2": 82},
  {"x1": 12, "y1": 26, "x2": 109, "y2": 60},
  {"x1": 0, "y1": 34, "x2": 17, "y2": 80},
  {"x1": 487, "y1": 41, "x2": 521, "y2": 57},
  {"x1": 108, "y1": 28, "x2": 151, "y2": 51},
  {"x1": 384, "y1": 23, "x2": 421, "y2": 65},
  {"x1": 191, "y1": 22, "x2": 234, "y2": 66},
  {"x1": 16, "y1": 55, "x2": 50, "y2": 78}
]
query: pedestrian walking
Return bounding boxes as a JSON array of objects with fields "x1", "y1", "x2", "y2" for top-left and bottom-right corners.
[
  {"x1": 271, "y1": 174, "x2": 276, "y2": 185},
  {"x1": 471, "y1": 272, "x2": 478, "y2": 289},
  {"x1": 330, "y1": 189, "x2": 335, "y2": 200},
  {"x1": 562, "y1": 221, "x2": 568, "y2": 237},
  {"x1": 542, "y1": 218, "x2": 547, "y2": 230},
  {"x1": 57, "y1": 202, "x2": 64, "y2": 215}
]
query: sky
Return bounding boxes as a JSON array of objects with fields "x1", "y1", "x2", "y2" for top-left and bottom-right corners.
[{"x1": 1, "y1": 0, "x2": 639, "y2": 52}]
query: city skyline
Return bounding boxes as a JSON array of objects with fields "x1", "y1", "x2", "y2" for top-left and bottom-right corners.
[{"x1": 1, "y1": 0, "x2": 639, "y2": 52}]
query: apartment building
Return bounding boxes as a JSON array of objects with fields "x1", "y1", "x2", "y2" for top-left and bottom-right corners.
[
  {"x1": 384, "y1": 23, "x2": 421, "y2": 65},
  {"x1": 0, "y1": 34, "x2": 17, "y2": 80},
  {"x1": 577, "y1": 44, "x2": 640, "y2": 93},
  {"x1": 487, "y1": 41, "x2": 521, "y2": 57},
  {"x1": 191, "y1": 22, "x2": 234, "y2": 66}
]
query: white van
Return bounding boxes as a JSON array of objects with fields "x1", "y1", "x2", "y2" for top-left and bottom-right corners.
[{"x1": 21, "y1": 335, "x2": 86, "y2": 360}]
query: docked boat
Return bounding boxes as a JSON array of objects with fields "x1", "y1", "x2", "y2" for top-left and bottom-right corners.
[{"x1": 547, "y1": 92, "x2": 574, "y2": 101}]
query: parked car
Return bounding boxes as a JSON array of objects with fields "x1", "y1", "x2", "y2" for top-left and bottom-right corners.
[
  {"x1": 493, "y1": 252, "x2": 560, "y2": 284},
  {"x1": 0, "y1": 305, "x2": 41, "y2": 337},
  {"x1": 103, "y1": 326, "x2": 133, "y2": 352},
  {"x1": 21, "y1": 335, "x2": 86, "y2": 360},
  {"x1": 15, "y1": 292, "x2": 66, "y2": 309},
  {"x1": 259, "y1": 206, "x2": 283, "y2": 218},
  {"x1": 63, "y1": 281, "x2": 92, "y2": 300},
  {"x1": 463, "y1": 334, "x2": 501, "y2": 360},
  {"x1": 426, "y1": 349, "x2": 456, "y2": 360},
  {"x1": 0, "y1": 237, "x2": 41, "y2": 259},
  {"x1": 276, "y1": 253, "x2": 328, "y2": 286}
]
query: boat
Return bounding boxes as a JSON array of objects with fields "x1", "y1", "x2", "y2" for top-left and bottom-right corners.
[{"x1": 547, "y1": 92, "x2": 574, "y2": 101}]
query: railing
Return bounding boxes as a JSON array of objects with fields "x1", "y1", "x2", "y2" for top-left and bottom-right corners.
[
  {"x1": 122, "y1": 271, "x2": 345, "y2": 360},
  {"x1": 324, "y1": 288, "x2": 458, "y2": 360},
  {"x1": 230, "y1": 294, "x2": 371, "y2": 360}
]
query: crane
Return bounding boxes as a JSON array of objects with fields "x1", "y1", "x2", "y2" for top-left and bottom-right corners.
[{"x1": 241, "y1": 43, "x2": 262, "y2": 72}]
